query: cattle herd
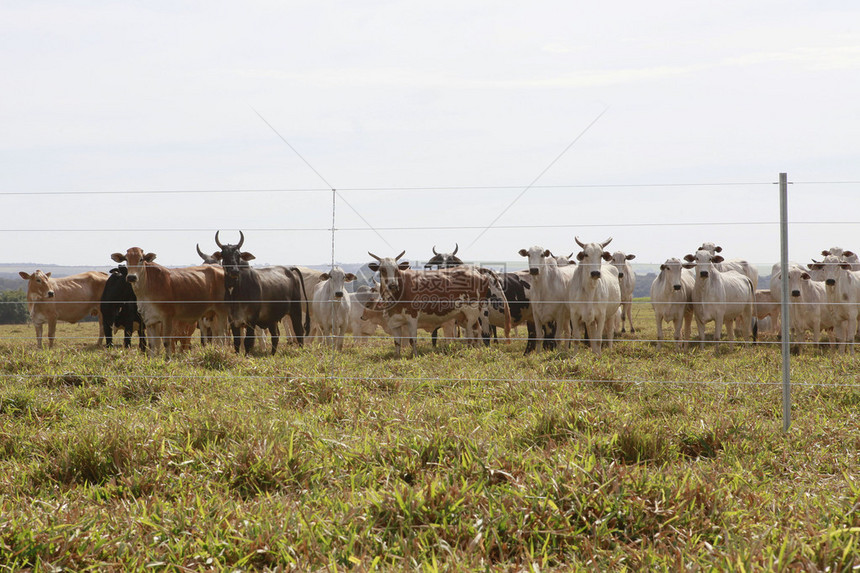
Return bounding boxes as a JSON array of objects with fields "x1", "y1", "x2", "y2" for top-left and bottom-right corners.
[{"x1": 14, "y1": 233, "x2": 860, "y2": 357}]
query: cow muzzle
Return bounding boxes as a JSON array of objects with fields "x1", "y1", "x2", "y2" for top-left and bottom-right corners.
[
  {"x1": 700, "y1": 271, "x2": 709, "y2": 278},
  {"x1": 529, "y1": 268, "x2": 539, "y2": 276},
  {"x1": 334, "y1": 291, "x2": 344, "y2": 298},
  {"x1": 126, "y1": 275, "x2": 138, "y2": 283},
  {"x1": 673, "y1": 284, "x2": 681, "y2": 291},
  {"x1": 826, "y1": 278, "x2": 836, "y2": 286},
  {"x1": 590, "y1": 271, "x2": 601, "y2": 279},
  {"x1": 47, "y1": 291, "x2": 55, "y2": 298},
  {"x1": 617, "y1": 272, "x2": 624, "y2": 279},
  {"x1": 791, "y1": 290, "x2": 801, "y2": 297}
]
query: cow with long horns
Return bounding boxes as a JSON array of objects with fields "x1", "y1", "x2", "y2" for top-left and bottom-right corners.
[
  {"x1": 210, "y1": 231, "x2": 310, "y2": 354},
  {"x1": 367, "y1": 250, "x2": 512, "y2": 357},
  {"x1": 568, "y1": 237, "x2": 622, "y2": 355}
]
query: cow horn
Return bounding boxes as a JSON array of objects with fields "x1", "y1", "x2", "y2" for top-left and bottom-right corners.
[
  {"x1": 432, "y1": 245, "x2": 439, "y2": 256},
  {"x1": 453, "y1": 243, "x2": 459, "y2": 255},
  {"x1": 368, "y1": 251, "x2": 382, "y2": 262},
  {"x1": 575, "y1": 236, "x2": 586, "y2": 248},
  {"x1": 395, "y1": 250, "x2": 406, "y2": 261},
  {"x1": 196, "y1": 244, "x2": 208, "y2": 260},
  {"x1": 237, "y1": 230, "x2": 244, "y2": 249},
  {"x1": 215, "y1": 230, "x2": 225, "y2": 249},
  {"x1": 600, "y1": 237, "x2": 613, "y2": 248}
]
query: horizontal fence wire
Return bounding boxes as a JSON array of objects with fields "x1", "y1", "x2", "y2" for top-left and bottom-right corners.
[{"x1": 3, "y1": 177, "x2": 860, "y2": 395}]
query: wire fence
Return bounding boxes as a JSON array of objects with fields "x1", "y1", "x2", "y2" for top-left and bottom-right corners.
[{"x1": 3, "y1": 176, "x2": 860, "y2": 405}]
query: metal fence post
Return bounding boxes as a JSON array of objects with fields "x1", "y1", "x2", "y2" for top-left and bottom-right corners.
[{"x1": 779, "y1": 172, "x2": 791, "y2": 432}]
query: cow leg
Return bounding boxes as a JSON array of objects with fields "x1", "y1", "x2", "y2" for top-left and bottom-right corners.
[
  {"x1": 849, "y1": 316, "x2": 858, "y2": 355},
  {"x1": 47, "y1": 320, "x2": 57, "y2": 349},
  {"x1": 34, "y1": 323, "x2": 44, "y2": 349},
  {"x1": 431, "y1": 327, "x2": 440, "y2": 347},
  {"x1": 696, "y1": 316, "x2": 706, "y2": 349},
  {"x1": 103, "y1": 317, "x2": 114, "y2": 348},
  {"x1": 524, "y1": 321, "x2": 537, "y2": 354},
  {"x1": 655, "y1": 314, "x2": 664, "y2": 349},
  {"x1": 713, "y1": 316, "x2": 724, "y2": 354},
  {"x1": 243, "y1": 326, "x2": 256, "y2": 354},
  {"x1": 269, "y1": 324, "x2": 280, "y2": 355},
  {"x1": 96, "y1": 316, "x2": 105, "y2": 346},
  {"x1": 123, "y1": 322, "x2": 133, "y2": 348},
  {"x1": 288, "y1": 309, "x2": 305, "y2": 347},
  {"x1": 138, "y1": 322, "x2": 147, "y2": 352},
  {"x1": 231, "y1": 324, "x2": 243, "y2": 353}
]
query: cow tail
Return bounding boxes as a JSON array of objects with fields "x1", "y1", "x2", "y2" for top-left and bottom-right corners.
[
  {"x1": 291, "y1": 267, "x2": 311, "y2": 338},
  {"x1": 748, "y1": 277, "x2": 758, "y2": 343}
]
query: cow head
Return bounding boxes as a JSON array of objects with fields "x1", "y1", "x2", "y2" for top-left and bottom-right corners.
[
  {"x1": 319, "y1": 267, "x2": 357, "y2": 299},
  {"x1": 518, "y1": 246, "x2": 553, "y2": 276},
  {"x1": 809, "y1": 254, "x2": 848, "y2": 287},
  {"x1": 609, "y1": 251, "x2": 635, "y2": 279},
  {"x1": 111, "y1": 248, "x2": 156, "y2": 285},
  {"x1": 659, "y1": 258, "x2": 685, "y2": 291},
  {"x1": 575, "y1": 236, "x2": 613, "y2": 279},
  {"x1": 367, "y1": 251, "x2": 408, "y2": 301},
  {"x1": 425, "y1": 244, "x2": 464, "y2": 270},
  {"x1": 698, "y1": 242, "x2": 723, "y2": 255},
  {"x1": 19, "y1": 270, "x2": 54, "y2": 300},
  {"x1": 196, "y1": 244, "x2": 219, "y2": 265},
  {"x1": 683, "y1": 249, "x2": 723, "y2": 279},
  {"x1": 213, "y1": 230, "x2": 255, "y2": 293}
]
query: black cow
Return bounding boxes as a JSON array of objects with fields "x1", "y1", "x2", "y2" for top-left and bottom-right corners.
[
  {"x1": 211, "y1": 231, "x2": 310, "y2": 355},
  {"x1": 485, "y1": 271, "x2": 543, "y2": 354},
  {"x1": 100, "y1": 266, "x2": 146, "y2": 350}
]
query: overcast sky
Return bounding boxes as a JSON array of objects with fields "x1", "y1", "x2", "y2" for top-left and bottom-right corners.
[{"x1": 3, "y1": 0, "x2": 860, "y2": 270}]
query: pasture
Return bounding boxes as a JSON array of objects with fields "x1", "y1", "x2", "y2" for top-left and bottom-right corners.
[{"x1": 1, "y1": 303, "x2": 859, "y2": 571}]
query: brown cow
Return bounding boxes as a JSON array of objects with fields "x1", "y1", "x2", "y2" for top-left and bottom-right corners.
[
  {"x1": 367, "y1": 251, "x2": 511, "y2": 357},
  {"x1": 111, "y1": 248, "x2": 228, "y2": 356},
  {"x1": 19, "y1": 270, "x2": 108, "y2": 348}
]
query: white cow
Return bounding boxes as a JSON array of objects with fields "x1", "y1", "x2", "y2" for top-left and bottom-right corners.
[
  {"x1": 809, "y1": 255, "x2": 860, "y2": 354},
  {"x1": 683, "y1": 250, "x2": 756, "y2": 351},
  {"x1": 649, "y1": 258, "x2": 694, "y2": 349},
  {"x1": 311, "y1": 267, "x2": 356, "y2": 350},
  {"x1": 609, "y1": 251, "x2": 636, "y2": 334},
  {"x1": 518, "y1": 247, "x2": 577, "y2": 350},
  {"x1": 754, "y1": 290, "x2": 780, "y2": 334},
  {"x1": 822, "y1": 247, "x2": 860, "y2": 271},
  {"x1": 697, "y1": 242, "x2": 759, "y2": 290},
  {"x1": 568, "y1": 237, "x2": 622, "y2": 355},
  {"x1": 774, "y1": 264, "x2": 837, "y2": 353}
]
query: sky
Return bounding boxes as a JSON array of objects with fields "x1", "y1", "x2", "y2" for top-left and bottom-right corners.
[{"x1": 3, "y1": 0, "x2": 860, "y2": 272}]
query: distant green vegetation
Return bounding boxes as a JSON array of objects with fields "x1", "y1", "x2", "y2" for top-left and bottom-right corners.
[
  {"x1": 0, "y1": 309, "x2": 858, "y2": 570},
  {"x1": 0, "y1": 290, "x2": 27, "y2": 324}
]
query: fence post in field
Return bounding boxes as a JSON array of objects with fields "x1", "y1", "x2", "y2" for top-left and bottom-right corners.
[{"x1": 779, "y1": 172, "x2": 791, "y2": 432}]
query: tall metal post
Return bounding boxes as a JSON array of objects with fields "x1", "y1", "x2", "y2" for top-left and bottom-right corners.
[{"x1": 779, "y1": 173, "x2": 791, "y2": 432}]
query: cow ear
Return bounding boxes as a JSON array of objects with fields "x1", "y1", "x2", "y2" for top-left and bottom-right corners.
[
  {"x1": 320, "y1": 273, "x2": 330, "y2": 281},
  {"x1": 398, "y1": 261, "x2": 410, "y2": 270},
  {"x1": 576, "y1": 252, "x2": 586, "y2": 261},
  {"x1": 682, "y1": 263, "x2": 695, "y2": 269},
  {"x1": 19, "y1": 271, "x2": 30, "y2": 280},
  {"x1": 601, "y1": 252, "x2": 612, "y2": 261},
  {"x1": 715, "y1": 246, "x2": 723, "y2": 253},
  {"x1": 626, "y1": 254, "x2": 636, "y2": 260},
  {"x1": 45, "y1": 272, "x2": 52, "y2": 278},
  {"x1": 801, "y1": 272, "x2": 811, "y2": 280},
  {"x1": 110, "y1": 268, "x2": 121, "y2": 275},
  {"x1": 211, "y1": 252, "x2": 222, "y2": 262},
  {"x1": 846, "y1": 251, "x2": 856, "y2": 258},
  {"x1": 345, "y1": 273, "x2": 357, "y2": 282},
  {"x1": 810, "y1": 263, "x2": 822, "y2": 270},
  {"x1": 110, "y1": 253, "x2": 126, "y2": 263},
  {"x1": 712, "y1": 255, "x2": 724, "y2": 264},
  {"x1": 840, "y1": 262, "x2": 851, "y2": 270},
  {"x1": 144, "y1": 253, "x2": 157, "y2": 262},
  {"x1": 518, "y1": 249, "x2": 528, "y2": 257},
  {"x1": 659, "y1": 264, "x2": 667, "y2": 271},
  {"x1": 542, "y1": 250, "x2": 551, "y2": 258},
  {"x1": 368, "y1": 262, "x2": 379, "y2": 272},
  {"x1": 683, "y1": 254, "x2": 695, "y2": 262},
  {"x1": 241, "y1": 252, "x2": 256, "y2": 262},
  {"x1": 821, "y1": 250, "x2": 830, "y2": 257}
]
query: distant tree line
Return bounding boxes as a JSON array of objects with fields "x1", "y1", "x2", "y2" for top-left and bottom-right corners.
[{"x1": 0, "y1": 290, "x2": 28, "y2": 325}]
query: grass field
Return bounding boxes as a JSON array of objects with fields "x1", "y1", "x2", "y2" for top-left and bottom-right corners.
[{"x1": 1, "y1": 302, "x2": 859, "y2": 571}]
